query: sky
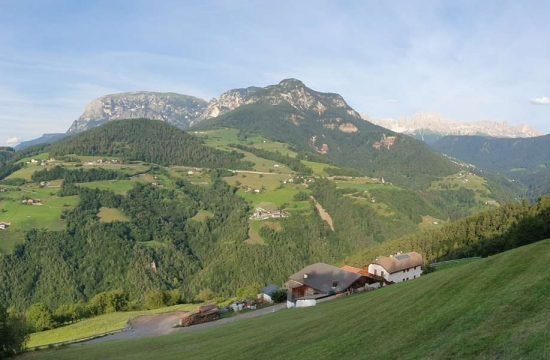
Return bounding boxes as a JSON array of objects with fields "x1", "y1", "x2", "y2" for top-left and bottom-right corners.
[{"x1": 1, "y1": 0, "x2": 549, "y2": 145}]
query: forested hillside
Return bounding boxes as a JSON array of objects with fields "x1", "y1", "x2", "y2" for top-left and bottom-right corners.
[
  {"x1": 49, "y1": 119, "x2": 251, "y2": 169},
  {"x1": 432, "y1": 134, "x2": 550, "y2": 199},
  {"x1": 194, "y1": 80, "x2": 460, "y2": 189},
  {"x1": 347, "y1": 196, "x2": 550, "y2": 266}
]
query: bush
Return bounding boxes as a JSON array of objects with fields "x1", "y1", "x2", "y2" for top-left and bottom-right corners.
[
  {"x1": 88, "y1": 290, "x2": 129, "y2": 315},
  {"x1": 196, "y1": 288, "x2": 215, "y2": 303},
  {"x1": 293, "y1": 191, "x2": 310, "y2": 201},
  {"x1": 144, "y1": 290, "x2": 168, "y2": 310},
  {"x1": 270, "y1": 289, "x2": 288, "y2": 303},
  {"x1": 25, "y1": 303, "x2": 54, "y2": 331},
  {"x1": 236, "y1": 286, "x2": 259, "y2": 301}
]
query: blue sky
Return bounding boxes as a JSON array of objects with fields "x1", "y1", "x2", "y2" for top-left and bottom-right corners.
[{"x1": 1, "y1": 0, "x2": 549, "y2": 145}]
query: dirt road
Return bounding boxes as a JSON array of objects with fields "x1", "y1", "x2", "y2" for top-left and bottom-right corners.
[{"x1": 79, "y1": 304, "x2": 286, "y2": 345}]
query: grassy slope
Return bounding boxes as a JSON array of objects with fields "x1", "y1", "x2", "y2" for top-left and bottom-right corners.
[
  {"x1": 24, "y1": 239, "x2": 550, "y2": 359},
  {"x1": 26, "y1": 304, "x2": 200, "y2": 349}
]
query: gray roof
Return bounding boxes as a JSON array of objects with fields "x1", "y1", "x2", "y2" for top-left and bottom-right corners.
[
  {"x1": 288, "y1": 263, "x2": 362, "y2": 293},
  {"x1": 260, "y1": 284, "x2": 279, "y2": 296}
]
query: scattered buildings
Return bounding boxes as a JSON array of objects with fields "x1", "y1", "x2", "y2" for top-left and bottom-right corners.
[
  {"x1": 21, "y1": 199, "x2": 42, "y2": 206},
  {"x1": 250, "y1": 207, "x2": 289, "y2": 220},
  {"x1": 0, "y1": 222, "x2": 11, "y2": 230},
  {"x1": 372, "y1": 134, "x2": 397, "y2": 150},
  {"x1": 367, "y1": 252, "x2": 423, "y2": 283}
]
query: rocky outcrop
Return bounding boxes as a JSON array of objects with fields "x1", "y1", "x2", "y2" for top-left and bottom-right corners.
[
  {"x1": 201, "y1": 79, "x2": 362, "y2": 123},
  {"x1": 67, "y1": 92, "x2": 208, "y2": 133}
]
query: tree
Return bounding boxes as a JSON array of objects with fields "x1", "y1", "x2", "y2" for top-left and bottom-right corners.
[
  {"x1": 0, "y1": 305, "x2": 28, "y2": 357},
  {"x1": 25, "y1": 303, "x2": 54, "y2": 332}
]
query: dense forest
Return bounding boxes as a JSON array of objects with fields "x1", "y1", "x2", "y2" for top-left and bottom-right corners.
[
  {"x1": 194, "y1": 102, "x2": 459, "y2": 189},
  {"x1": 48, "y1": 119, "x2": 252, "y2": 169},
  {"x1": 347, "y1": 196, "x2": 550, "y2": 266}
]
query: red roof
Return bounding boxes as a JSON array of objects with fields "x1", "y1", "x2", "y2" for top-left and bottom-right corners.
[{"x1": 341, "y1": 265, "x2": 370, "y2": 276}]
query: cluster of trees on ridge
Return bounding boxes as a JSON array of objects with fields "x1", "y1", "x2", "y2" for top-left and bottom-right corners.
[{"x1": 48, "y1": 119, "x2": 253, "y2": 170}]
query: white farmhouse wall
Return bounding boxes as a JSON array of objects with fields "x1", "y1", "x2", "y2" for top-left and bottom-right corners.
[
  {"x1": 387, "y1": 266, "x2": 422, "y2": 283},
  {"x1": 296, "y1": 299, "x2": 317, "y2": 307},
  {"x1": 367, "y1": 264, "x2": 389, "y2": 280}
]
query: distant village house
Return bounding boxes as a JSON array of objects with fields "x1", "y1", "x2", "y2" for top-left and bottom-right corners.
[{"x1": 0, "y1": 222, "x2": 11, "y2": 230}]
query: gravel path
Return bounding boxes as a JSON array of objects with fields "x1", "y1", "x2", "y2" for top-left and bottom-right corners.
[{"x1": 77, "y1": 304, "x2": 286, "y2": 346}]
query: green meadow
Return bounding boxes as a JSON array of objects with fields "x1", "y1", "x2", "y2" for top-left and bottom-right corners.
[{"x1": 23, "y1": 239, "x2": 550, "y2": 360}]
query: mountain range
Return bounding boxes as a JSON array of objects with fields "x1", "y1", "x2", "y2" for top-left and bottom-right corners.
[{"x1": 367, "y1": 113, "x2": 541, "y2": 143}]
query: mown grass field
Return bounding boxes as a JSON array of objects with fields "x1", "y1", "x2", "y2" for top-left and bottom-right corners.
[
  {"x1": 98, "y1": 207, "x2": 129, "y2": 223},
  {"x1": 0, "y1": 185, "x2": 79, "y2": 253},
  {"x1": 24, "y1": 239, "x2": 550, "y2": 360},
  {"x1": 26, "y1": 304, "x2": 200, "y2": 349}
]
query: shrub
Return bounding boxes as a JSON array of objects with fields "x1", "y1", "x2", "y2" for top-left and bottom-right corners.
[
  {"x1": 270, "y1": 289, "x2": 288, "y2": 303},
  {"x1": 144, "y1": 290, "x2": 168, "y2": 310},
  {"x1": 196, "y1": 288, "x2": 215, "y2": 303},
  {"x1": 25, "y1": 303, "x2": 54, "y2": 331}
]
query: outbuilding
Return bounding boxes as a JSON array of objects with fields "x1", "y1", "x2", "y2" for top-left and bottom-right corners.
[{"x1": 258, "y1": 284, "x2": 280, "y2": 303}]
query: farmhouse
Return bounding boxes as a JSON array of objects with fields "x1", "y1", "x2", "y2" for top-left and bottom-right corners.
[
  {"x1": 367, "y1": 251, "x2": 423, "y2": 283},
  {"x1": 0, "y1": 222, "x2": 11, "y2": 230},
  {"x1": 285, "y1": 263, "x2": 367, "y2": 308}
]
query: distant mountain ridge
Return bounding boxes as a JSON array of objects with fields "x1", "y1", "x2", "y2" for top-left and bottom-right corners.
[
  {"x1": 368, "y1": 113, "x2": 541, "y2": 143},
  {"x1": 14, "y1": 133, "x2": 67, "y2": 150},
  {"x1": 67, "y1": 92, "x2": 208, "y2": 133}
]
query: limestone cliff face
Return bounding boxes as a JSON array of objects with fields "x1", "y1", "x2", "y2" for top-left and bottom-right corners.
[
  {"x1": 67, "y1": 92, "x2": 208, "y2": 133},
  {"x1": 201, "y1": 79, "x2": 362, "y2": 121}
]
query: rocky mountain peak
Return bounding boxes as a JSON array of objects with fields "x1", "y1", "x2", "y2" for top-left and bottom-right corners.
[
  {"x1": 67, "y1": 91, "x2": 208, "y2": 133},
  {"x1": 202, "y1": 79, "x2": 361, "y2": 120},
  {"x1": 278, "y1": 78, "x2": 306, "y2": 88}
]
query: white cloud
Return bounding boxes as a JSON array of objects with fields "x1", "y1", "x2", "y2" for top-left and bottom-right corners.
[
  {"x1": 530, "y1": 96, "x2": 550, "y2": 105},
  {"x1": 6, "y1": 137, "x2": 20, "y2": 146}
]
